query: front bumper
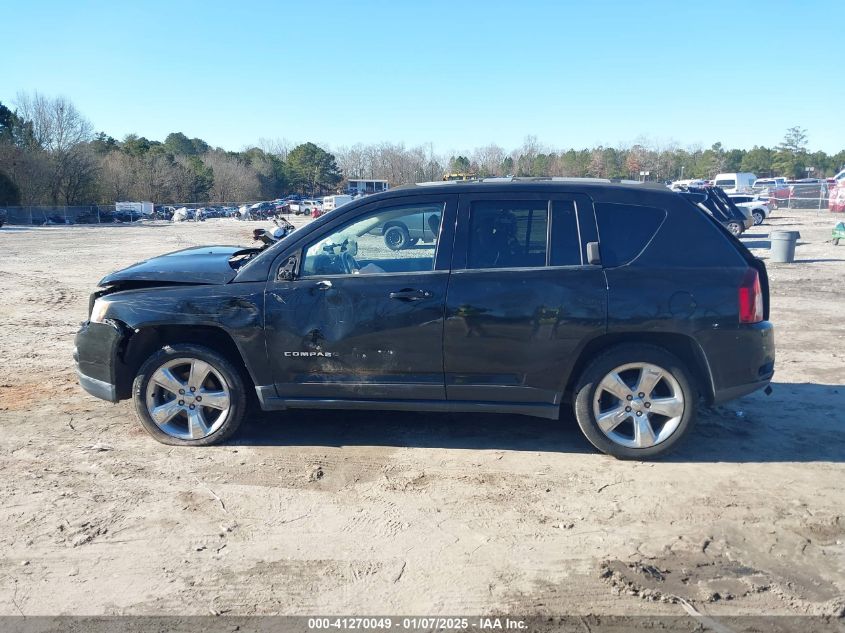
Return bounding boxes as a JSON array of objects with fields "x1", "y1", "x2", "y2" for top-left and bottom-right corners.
[
  {"x1": 74, "y1": 320, "x2": 126, "y2": 403},
  {"x1": 76, "y1": 370, "x2": 117, "y2": 402}
]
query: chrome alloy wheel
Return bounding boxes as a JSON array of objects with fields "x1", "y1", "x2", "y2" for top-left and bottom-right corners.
[
  {"x1": 592, "y1": 362, "x2": 685, "y2": 449},
  {"x1": 144, "y1": 357, "x2": 231, "y2": 440}
]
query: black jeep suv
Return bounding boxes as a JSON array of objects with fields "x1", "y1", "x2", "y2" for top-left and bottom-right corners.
[{"x1": 75, "y1": 179, "x2": 775, "y2": 458}]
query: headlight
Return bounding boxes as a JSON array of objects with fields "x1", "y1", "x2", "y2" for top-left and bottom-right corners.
[{"x1": 89, "y1": 298, "x2": 110, "y2": 323}]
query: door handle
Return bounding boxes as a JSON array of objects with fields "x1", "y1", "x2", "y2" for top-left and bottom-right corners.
[
  {"x1": 314, "y1": 280, "x2": 333, "y2": 290},
  {"x1": 389, "y1": 288, "x2": 432, "y2": 301}
]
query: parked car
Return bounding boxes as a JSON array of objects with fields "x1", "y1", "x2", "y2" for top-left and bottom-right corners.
[
  {"x1": 787, "y1": 179, "x2": 829, "y2": 208},
  {"x1": 669, "y1": 179, "x2": 708, "y2": 191},
  {"x1": 680, "y1": 186, "x2": 748, "y2": 236},
  {"x1": 290, "y1": 199, "x2": 323, "y2": 216},
  {"x1": 272, "y1": 201, "x2": 291, "y2": 215},
  {"x1": 727, "y1": 194, "x2": 771, "y2": 225},
  {"x1": 369, "y1": 206, "x2": 441, "y2": 250},
  {"x1": 713, "y1": 172, "x2": 757, "y2": 194},
  {"x1": 74, "y1": 209, "x2": 102, "y2": 224},
  {"x1": 751, "y1": 178, "x2": 789, "y2": 208},
  {"x1": 74, "y1": 179, "x2": 774, "y2": 459}
]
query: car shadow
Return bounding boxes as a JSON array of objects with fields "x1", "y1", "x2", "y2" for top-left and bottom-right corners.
[
  {"x1": 742, "y1": 240, "x2": 771, "y2": 249},
  {"x1": 233, "y1": 382, "x2": 844, "y2": 463},
  {"x1": 793, "y1": 258, "x2": 845, "y2": 263},
  {"x1": 236, "y1": 408, "x2": 595, "y2": 454}
]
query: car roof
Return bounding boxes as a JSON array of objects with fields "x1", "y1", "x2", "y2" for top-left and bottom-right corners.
[{"x1": 388, "y1": 177, "x2": 671, "y2": 197}]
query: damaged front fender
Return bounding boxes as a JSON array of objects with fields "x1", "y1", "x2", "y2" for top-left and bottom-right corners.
[{"x1": 86, "y1": 282, "x2": 272, "y2": 393}]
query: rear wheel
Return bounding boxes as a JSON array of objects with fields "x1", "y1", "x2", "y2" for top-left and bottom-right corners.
[
  {"x1": 133, "y1": 344, "x2": 246, "y2": 446},
  {"x1": 727, "y1": 221, "x2": 743, "y2": 236},
  {"x1": 573, "y1": 344, "x2": 696, "y2": 459},
  {"x1": 384, "y1": 224, "x2": 410, "y2": 250}
]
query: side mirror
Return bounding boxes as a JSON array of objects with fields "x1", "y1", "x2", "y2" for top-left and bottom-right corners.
[
  {"x1": 586, "y1": 242, "x2": 601, "y2": 266},
  {"x1": 277, "y1": 256, "x2": 297, "y2": 281}
]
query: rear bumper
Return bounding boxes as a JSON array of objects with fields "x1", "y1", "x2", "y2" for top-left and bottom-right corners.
[{"x1": 697, "y1": 321, "x2": 775, "y2": 405}]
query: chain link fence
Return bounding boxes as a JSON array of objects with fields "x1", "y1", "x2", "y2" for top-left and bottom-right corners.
[
  {"x1": 760, "y1": 183, "x2": 832, "y2": 211},
  {"x1": 2, "y1": 188, "x2": 842, "y2": 226},
  {"x1": 0, "y1": 203, "x2": 250, "y2": 226}
]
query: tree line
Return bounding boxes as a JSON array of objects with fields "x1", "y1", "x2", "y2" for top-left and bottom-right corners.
[
  {"x1": 0, "y1": 93, "x2": 343, "y2": 206},
  {"x1": 1, "y1": 92, "x2": 843, "y2": 207},
  {"x1": 431, "y1": 129, "x2": 845, "y2": 183}
]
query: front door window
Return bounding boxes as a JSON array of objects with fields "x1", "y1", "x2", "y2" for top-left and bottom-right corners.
[{"x1": 301, "y1": 203, "x2": 443, "y2": 276}]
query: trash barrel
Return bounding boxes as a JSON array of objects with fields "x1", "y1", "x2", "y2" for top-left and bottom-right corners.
[{"x1": 769, "y1": 230, "x2": 800, "y2": 263}]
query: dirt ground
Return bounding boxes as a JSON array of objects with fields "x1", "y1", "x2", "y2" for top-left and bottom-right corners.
[{"x1": 0, "y1": 210, "x2": 843, "y2": 620}]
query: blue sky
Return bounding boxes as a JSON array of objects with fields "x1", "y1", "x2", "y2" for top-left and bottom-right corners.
[{"x1": 4, "y1": 0, "x2": 842, "y2": 154}]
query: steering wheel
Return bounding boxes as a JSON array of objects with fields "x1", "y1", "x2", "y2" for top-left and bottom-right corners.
[{"x1": 340, "y1": 251, "x2": 360, "y2": 274}]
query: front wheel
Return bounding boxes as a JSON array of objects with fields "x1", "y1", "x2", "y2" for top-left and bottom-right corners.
[
  {"x1": 752, "y1": 210, "x2": 765, "y2": 225},
  {"x1": 132, "y1": 344, "x2": 247, "y2": 446},
  {"x1": 573, "y1": 344, "x2": 697, "y2": 459},
  {"x1": 727, "y1": 221, "x2": 742, "y2": 236}
]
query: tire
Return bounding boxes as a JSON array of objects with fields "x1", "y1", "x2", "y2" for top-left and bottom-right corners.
[
  {"x1": 727, "y1": 221, "x2": 742, "y2": 237},
  {"x1": 752, "y1": 210, "x2": 765, "y2": 226},
  {"x1": 573, "y1": 344, "x2": 697, "y2": 459},
  {"x1": 384, "y1": 224, "x2": 410, "y2": 251},
  {"x1": 132, "y1": 344, "x2": 247, "y2": 446}
]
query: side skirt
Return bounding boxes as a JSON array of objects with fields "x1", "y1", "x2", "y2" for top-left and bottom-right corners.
[{"x1": 254, "y1": 386, "x2": 560, "y2": 420}]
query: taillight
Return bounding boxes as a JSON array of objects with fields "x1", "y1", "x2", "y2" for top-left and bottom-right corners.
[{"x1": 739, "y1": 269, "x2": 764, "y2": 324}]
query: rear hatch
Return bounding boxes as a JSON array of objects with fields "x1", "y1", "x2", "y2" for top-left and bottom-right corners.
[{"x1": 678, "y1": 191, "x2": 770, "y2": 320}]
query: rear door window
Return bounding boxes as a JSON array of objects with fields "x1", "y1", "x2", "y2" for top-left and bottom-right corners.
[
  {"x1": 467, "y1": 200, "x2": 548, "y2": 269},
  {"x1": 595, "y1": 203, "x2": 667, "y2": 267}
]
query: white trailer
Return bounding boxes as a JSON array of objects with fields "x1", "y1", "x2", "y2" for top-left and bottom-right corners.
[{"x1": 115, "y1": 201, "x2": 155, "y2": 216}]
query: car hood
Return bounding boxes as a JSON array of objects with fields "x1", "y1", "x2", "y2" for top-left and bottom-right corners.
[{"x1": 99, "y1": 245, "x2": 251, "y2": 286}]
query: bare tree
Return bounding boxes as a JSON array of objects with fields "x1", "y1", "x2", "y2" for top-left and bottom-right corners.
[
  {"x1": 0, "y1": 143, "x2": 52, "y2": 204},
  {"x1": 57, "y1": 144, "x2": 99, "y2": 204},
  {"x1": 471, "y1": 144, "x2": 505, "y2": 177},
  {"x1": 99, "y1": 151, "x2": 135, "y2": 202},
  {"x1": 257, "y1": 137, "x2": 292, "y2": 160},
  {"x1": 204, "y1": 151, "x2": 259, "y2": 203},
  {"x1": 14, "y1": 92, "x2": 93, "y2": 152}
]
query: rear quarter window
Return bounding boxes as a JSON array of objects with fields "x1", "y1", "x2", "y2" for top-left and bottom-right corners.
[{"x1": 595, "y1": 203, "x2": 667, "y2": 267}]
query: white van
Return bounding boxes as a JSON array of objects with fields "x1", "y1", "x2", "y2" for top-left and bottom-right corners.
[
  {"x1": 713, "y1": 172, "x2": 757, "y2": 194},
  {"x1": 322, "y1": 195, "x2": 353, "y2": 212}
]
